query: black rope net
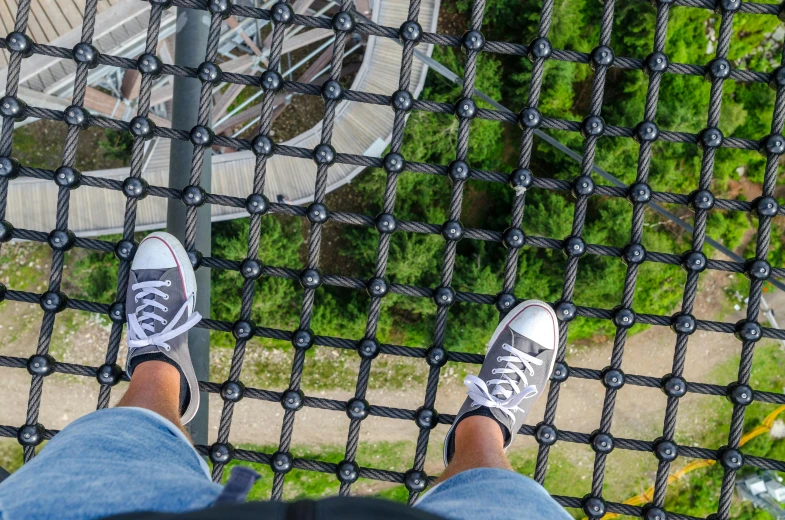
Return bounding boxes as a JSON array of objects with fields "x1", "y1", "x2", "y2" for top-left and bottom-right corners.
[{"x1": 0, "y1": 0, "x2": 784, "y2": 517}]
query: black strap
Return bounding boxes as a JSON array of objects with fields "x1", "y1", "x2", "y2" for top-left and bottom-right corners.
[
  {"x1": 213, "y1": 466, "x2": 260, "y2": 505},
  {"x1": 285, "y1": 499, "x2": 315, "y2": 520},
  {"x1": 102, "y1": 496, "x2": 444, "y2": 520}
]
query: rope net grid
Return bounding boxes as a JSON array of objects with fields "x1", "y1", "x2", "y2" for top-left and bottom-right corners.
[{"x1": 0, "y1": 0, "x2": 784, "y2": 518}]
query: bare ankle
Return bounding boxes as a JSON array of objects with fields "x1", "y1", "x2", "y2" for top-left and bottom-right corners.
[
  {"x1": 455, "y1": 415, "x2": 506, "y2": 450},
  {"x1": 117, "y1": 360, "x2": 183, "y2": 431},
  {"x1": 437, "y1": 414, "x2": 512, "y2": 483},
  {"x1": 129, "y1": 359, "x2": 180, "y2": 381}
]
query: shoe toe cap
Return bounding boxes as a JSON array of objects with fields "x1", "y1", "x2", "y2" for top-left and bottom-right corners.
[
  {"x1": 508, "y1": 301, "x2": 558, "y2": 349},
  {"x1": 132, "y1": 232, "x2": 180, "y2": 270}
]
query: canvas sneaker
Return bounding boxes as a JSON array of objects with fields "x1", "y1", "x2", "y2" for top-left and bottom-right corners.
[
  {"x1": 443, "y1": 300, "x2": 559, "y2": 465},
  {"x1": 125, "y1": 232, "x2": 202, "y2": 425}
]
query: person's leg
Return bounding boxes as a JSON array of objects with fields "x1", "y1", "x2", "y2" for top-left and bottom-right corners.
[
  {"x1": 0, "y1": 371, "x2": 222, "y2": 520},
  {"x1": 435, "y1": 415, "x2": 510, "y2": 483},
  {"x1": 0, "y1": 407, "x2": 222, "y2": 520},
  {"x1": 0, "y1": 232, "x2": 221, "y2": 520},
  {"x1": 117, "y1": 360, "x2": 186, "y2": 436},
  {"x1": 415, "y1": 300, "x2": 571, "y2": 520}
]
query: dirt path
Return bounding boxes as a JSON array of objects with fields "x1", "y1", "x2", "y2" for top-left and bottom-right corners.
[
  {"x1": 0, "y1": 219, "x2": 776, "y2": 507},
  {"x1": 214, "y1": 270, "x2": 785, "y2": 449},
  {"x1": 1, "y1": 270, "x2": 783, "y2": 478}
]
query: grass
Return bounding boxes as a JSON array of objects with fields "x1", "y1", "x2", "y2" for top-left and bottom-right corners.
[
  {"x1": 0, "y1": 241, "x2": 115, "y2": 372},
  {"x1": 216, "y1": 441, "x2": 414, "y2": 502},
  {"x1": 12, "y1": 122, "x2": 130, "y2": 171},
  {"x1": 0, "y1": 241, "x2": 51, "y2": 293},
  {"x1": 614, "y1": 342, "x2": 785, "y2": 519},
  {"x1": 208, "y1": 336, "x2": 468, "y2": 393},
  {"x1": 0, "y1": 242, "x2": 53, "y2": 349},
  {"x1": 0, "y1": 438, "x2": 24, "y2": 474}
]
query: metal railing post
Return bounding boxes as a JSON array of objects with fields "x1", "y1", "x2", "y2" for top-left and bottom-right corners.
[{"x1": 167, "y1": 6, "x2": 212, "y2": 446}]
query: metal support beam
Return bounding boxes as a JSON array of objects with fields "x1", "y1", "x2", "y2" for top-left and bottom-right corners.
[
  {"x1": 226, "y1": 16, "x2": 264, "y2": 56},
  {"x1": 166, "y1": 6, "x2": 212, "y2": 445}
]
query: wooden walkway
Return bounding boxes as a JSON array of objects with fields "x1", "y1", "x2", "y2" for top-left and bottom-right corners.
[
  {"x1": 0, "y1": 0, "x2": 121, "y2": 68},
  {"x1": 3, "y1": 0, "x2": 440, "y2": 236},
  {"x1": 1, "y1": 0, "x2": 162, "y2": 92}
]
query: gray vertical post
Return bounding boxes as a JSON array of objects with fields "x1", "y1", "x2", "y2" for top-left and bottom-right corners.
[{"x1": 167, "y1": 6, "x2": 211, "y2": 446}]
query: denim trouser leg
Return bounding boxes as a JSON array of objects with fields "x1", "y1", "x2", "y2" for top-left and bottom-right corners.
[
  {"x1": 0, "y1": 407, "x2": 222, "y2": 520},
  {"x1": 414, "y1": 468, "x2": 573, "y2": 520}
]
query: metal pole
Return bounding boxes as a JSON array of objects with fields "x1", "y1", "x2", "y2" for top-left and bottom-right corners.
[{"x1": 167, "y1": 6, "x2": 211, "y2": 446}]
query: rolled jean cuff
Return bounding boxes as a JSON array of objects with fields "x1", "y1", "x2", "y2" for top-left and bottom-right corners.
[
  {"x1": 414, "y1": 468, "x2": 572, "y2": 520},
  {"x1": 124, "y1": 407, "x2": 211, "y2": 478},
  {"x1": 0, "y1": 407, "x2": 222, "y2": 520}
]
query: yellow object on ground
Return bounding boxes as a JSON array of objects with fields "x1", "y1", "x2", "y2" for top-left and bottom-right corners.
[{"x1": 582, "y1": 404, "x2": 785, "y2": 519}]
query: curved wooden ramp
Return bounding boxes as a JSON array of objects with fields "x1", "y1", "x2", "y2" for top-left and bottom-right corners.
[
  {"x1": 1, "y1": 0, "x2": 175, "y2": 117},
  {"x1": 5, "y1": 0, "x2": 440, "y2": 236}
]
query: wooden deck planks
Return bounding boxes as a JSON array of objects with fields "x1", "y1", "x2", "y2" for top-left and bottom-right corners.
[
  {"x1": 29, "y1": 1, "x2": 59, "y2": 42},
  {"x1": 59, "y1": 0, "x2": 86, "y2": 28},
  {"x1": 0, "y1": 0, "x2": 17, "y2": 35},
  {"x1": 1, "y1": 0, "x2": 123, "y2": 52},
  {"x1": 36, "y1": 0, "x2": 73, "y2": 36}
]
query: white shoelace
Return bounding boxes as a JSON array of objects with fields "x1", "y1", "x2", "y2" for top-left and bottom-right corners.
[
  {"x1": 464, "y1": 336, "x2": 543, "y2": 425},
  {"x1": 127, "y1": 280, "x2": 201, "y2": 352}
]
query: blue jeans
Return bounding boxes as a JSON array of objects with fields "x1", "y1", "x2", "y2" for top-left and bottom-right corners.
[{"x1": 0, "y1": 408, "x2": 571, "y2": 520}]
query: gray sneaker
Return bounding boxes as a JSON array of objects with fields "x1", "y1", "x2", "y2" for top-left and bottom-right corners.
[
  {"x1": 125, "y1": 232, "x2": 202, "y2": 425},
  {"x1": 443, "y1": 300, "x2": 559, "y2": 465}
]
